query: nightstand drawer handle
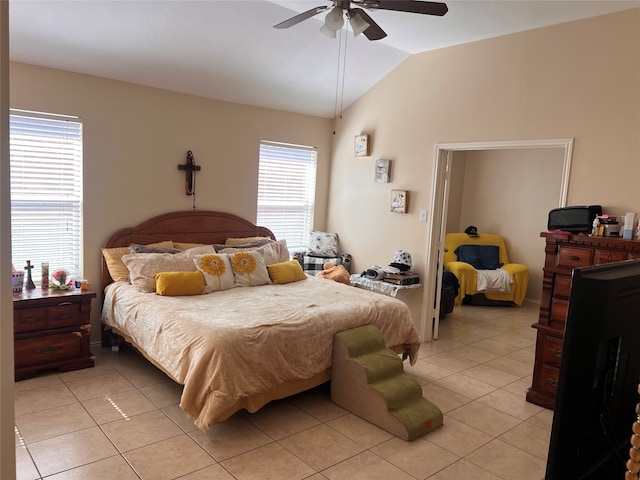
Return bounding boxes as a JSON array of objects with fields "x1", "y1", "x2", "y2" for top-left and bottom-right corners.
[
  {"x1": 59, "y1": 314, "x2": 72, "y2": 320},
  {"x1": 24, "y1": 317, "x2": 38, "y2": 324},
  {"x1": 57, "y1": 302, "x2": 73, "y2": 307},
  {"x1": 547, "y1": 377, "x2": 559, "y2": 388},
  {"x1": 568, "y1": 255, "x2": 580, "y2": 262},
  {"x1": 550, "y1": 348, "x2": 562, "y2": 358},
  {"x1": 39, "y1": 346, "x2": 61, "y2": 355}
]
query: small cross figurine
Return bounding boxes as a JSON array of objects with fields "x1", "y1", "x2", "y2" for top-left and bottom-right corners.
[{"x1": 24, "y1": 260, "x2": 36, "y2": 290}]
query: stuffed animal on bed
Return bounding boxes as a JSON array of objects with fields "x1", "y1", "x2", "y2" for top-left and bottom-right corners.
[{"x1": 317, "y1": 262, "x2": 351, "y2": 285}]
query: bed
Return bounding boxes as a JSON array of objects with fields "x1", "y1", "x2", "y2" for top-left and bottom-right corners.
[{"x1": 100, "y1": 210, "x2": 421, "y2": 431}]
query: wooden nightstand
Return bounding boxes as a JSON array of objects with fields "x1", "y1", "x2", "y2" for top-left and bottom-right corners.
[{"x1": 13, "y1": 288, "x2": 96, "y2": 381}]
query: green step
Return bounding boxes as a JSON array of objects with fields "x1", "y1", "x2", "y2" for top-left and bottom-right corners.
[{"x1": 331, "y1": 325, "x2": 443, "y2": 442}]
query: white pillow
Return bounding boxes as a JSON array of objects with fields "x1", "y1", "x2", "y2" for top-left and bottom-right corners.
[
  {"x1": 219, "y1": 239, "x2": 289, "y2": 265},
  {"x1": 122, "y1": 245, "x2": 215, "y2": 292},
  {"x1": 308, "y1": 231, "x2": 338, "y2": 257},
  {"x1": 193, "y1": 253, "x2": 236, "y2": 293},
  {"x1": 228, "y1": 251, "x2": 271, "y2": 287}
]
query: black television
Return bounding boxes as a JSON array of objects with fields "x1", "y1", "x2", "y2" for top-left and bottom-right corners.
[{"x1": 546, "y1": 259, "x2": 640, "y2": 479}]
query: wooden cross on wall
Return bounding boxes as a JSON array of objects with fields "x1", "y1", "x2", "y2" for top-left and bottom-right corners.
[{"x1": 177, "y1": 150, "x2": 201, "y2": 196}]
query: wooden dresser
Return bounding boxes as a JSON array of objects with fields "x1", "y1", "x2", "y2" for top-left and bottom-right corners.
[
  {"x1": 13, "y1": 288, "x2": 96, "y2": 381},
  {"x1": 526, "y1": 233, "x2": 640, "y2": 409}
]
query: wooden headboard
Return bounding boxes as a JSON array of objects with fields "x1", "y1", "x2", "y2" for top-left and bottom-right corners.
[{"x1": 101, "y1": 210, "x2": 275, "y2": 290}]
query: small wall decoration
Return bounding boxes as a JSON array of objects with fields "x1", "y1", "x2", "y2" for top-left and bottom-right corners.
[
  {"x1": 177, "y1": 150, "x2": 201, "y2": 196},
  {"x1": 178, "y1": 150, "x2": 201, "y2": 210},
  {"x1": 391, "y1": 189, "x2": 407, "y2": 213},
  {"x1": 354, "y1": 134, "x2": 370, "y2": 157},
  {"x1": 374, "y1": 159, "x2": 391, "y2": 183}
]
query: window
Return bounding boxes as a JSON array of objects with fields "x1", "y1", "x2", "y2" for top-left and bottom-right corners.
[
  {"x1": 10, "y1": 110, "x2": 83, "y2": 284},
  {"x1": 257, "y1": 141, "x2": 317, "y2": 252}
]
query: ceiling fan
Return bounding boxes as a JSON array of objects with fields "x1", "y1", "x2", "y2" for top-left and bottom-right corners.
[{"x1": 274, "y1": 0, "x2": 448, "y2": 41}]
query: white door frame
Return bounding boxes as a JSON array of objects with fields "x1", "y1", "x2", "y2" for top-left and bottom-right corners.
[{"x1": 420, "y1": 138, "x2": 574, "y2": 341}]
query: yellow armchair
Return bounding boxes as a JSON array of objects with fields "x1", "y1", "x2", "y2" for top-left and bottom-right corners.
[{"x1": 443, "y1": 232, "x2": 529, "y2": 306}]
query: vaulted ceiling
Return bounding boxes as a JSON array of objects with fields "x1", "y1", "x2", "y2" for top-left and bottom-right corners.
[{"x1": 9, "y1": 0, "x2": 639, "y2": 118}]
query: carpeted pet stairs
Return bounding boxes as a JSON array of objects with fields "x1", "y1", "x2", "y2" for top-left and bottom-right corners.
[{"x1": 331, "y1": 325, "x2": 443, "y2": 441}]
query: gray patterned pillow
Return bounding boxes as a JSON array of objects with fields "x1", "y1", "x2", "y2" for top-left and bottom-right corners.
[
  {"x1": 308, "y1": 231, "x2": 338, "y2": 257},
  {"x1": 129, "y1": 243, "x2": 182, "y2": 254}
]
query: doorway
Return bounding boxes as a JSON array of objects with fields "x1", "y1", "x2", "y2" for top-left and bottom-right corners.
[{"x1": 421, "y1": 139, "x2": 573, "y2": 341}]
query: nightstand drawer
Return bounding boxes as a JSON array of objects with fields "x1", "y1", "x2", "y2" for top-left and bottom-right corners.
[
  {"x1": 13, "y1": 288, "x2": 96, "y2": 379},
  {"x1": 14, "y1": 309, "x2": 48, "y2": 333},
  {"x1": 14, "y1": 332, "x2": 83, "y2": 368},
  {"x1": 49, "y1": 302, "x2": 81, "y2": 328}
]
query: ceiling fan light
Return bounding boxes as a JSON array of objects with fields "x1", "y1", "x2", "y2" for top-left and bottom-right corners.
[
  {"x1": 320, "y1": 23, "x2": 337, "y2": 38},
  {"x1": 348, "y1": 14, "x2": 370, "y2": 36},
  {"x1": 324, "y1": 6, "x2": 344, "y2": 31}
]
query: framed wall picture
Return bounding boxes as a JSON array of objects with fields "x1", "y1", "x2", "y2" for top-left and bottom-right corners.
[
  {"x1": 391, "y1": 189, "x2": 407, "y2": 213},
  {"x1": 354, "y1": 134, "x2": 370, "y2": 157},
  {"x1": 374, "y1": 159, "x2": 391, "y2": 183}
]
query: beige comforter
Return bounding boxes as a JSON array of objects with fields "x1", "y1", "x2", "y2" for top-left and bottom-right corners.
[{"x1": 101, "y1": 276, "x2": 421, "y2": 430}]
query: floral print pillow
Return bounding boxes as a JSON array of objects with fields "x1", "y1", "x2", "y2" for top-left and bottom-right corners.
[
  {"x1": 308, "y1": 231, "x2": 338, "y2": 257},
  {"x1": 193, "y1": 254, "x2": 235, "y2": 292},
  {"x1": 229, "y1": 251, "x2": 271, "y2": 287}
]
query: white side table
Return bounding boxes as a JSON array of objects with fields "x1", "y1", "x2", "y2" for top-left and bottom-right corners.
[{"x1": 350, "y1": 274, "x2": 422, "y2": 298}]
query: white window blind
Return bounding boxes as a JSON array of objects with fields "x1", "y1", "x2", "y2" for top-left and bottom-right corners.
[
  {"x1": 10, "y1": 110, "x2": 83, "y2": 284},
  {"x1": 257, "y1": 141, "x2": 317, "y2": 252}
]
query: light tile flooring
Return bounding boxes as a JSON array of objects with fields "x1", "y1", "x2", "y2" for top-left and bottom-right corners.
[{"x1": 15, "y1": 302, "x2": 550, "y2": 480}]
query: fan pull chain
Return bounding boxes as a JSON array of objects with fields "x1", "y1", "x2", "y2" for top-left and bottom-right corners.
[
  {"x1": 332, "y1": 27, "x2": 343, "y2": 134},
  {"x1": 626, "y1": 383, "x2": 640, "y2": 480},
  {"x1": 339, "y1": 25, "x2": 348, "y2": 119},
  {"x1": 332, "y1": 17, "x2": 349, "y2": 134}
]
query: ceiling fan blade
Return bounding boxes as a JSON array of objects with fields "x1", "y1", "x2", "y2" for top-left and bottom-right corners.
[
  {"x1": 362, "y1": 0, "x2": 448, "y2": 17},
  {"x1": 353, "y1": 8, "x2": 387, "y2": 40},
  {"x1": 273, "y1": 6, "x2": 330, "y2": 29}
]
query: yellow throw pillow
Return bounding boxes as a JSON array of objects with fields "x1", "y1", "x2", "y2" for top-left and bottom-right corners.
[
  {"x1": 267, "y1": 260, "x2": 307, "y2": 285},
  {"x1": 154, "y1": 271, "x2": 206, "y2": 296}
]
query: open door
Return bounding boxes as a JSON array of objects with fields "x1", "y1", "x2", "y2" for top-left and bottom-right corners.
[
  {"x1": 422, "y1": 139, "x2": 573, "y2": 341},
  {"x1": 420, "y1": 148, "x2": 451, "y2": 341}
]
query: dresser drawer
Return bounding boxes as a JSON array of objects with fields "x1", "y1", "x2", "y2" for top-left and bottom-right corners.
[
  {"x1": 550, "y1": 298, "x2": 568, "y2": 329},
  {"x1": 14, "y1": 308, "x2": 48, "y2": 333},
  {"x1": 538, "y1": 363, "x2": 560, "y2": 396},
  {"x1": 540, "y1": 334, "x2": 563, "y2": 367},
  {"x1": 553, "y1": 276, "x2": 572, "y2": 299},
  {"x1": 49, "y1": 302, "x2": 82, "y2": 328},
  {"x1": 14, "y1": 332, "x2": 84, "y2": 368},
  {"x1": 595, "y1": 249, "x2": 627, "y2": 264},
  {"x1": 557, "y1": 246, "x2": 592, "y2": 269}
]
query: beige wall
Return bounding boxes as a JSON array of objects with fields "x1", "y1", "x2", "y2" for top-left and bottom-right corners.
[
  {"x1": 327, "y1": 10, "x2": 639, "y2": 329},
  {"x1": 9, "y1": 62, "x2": 334, "y2": 339}
]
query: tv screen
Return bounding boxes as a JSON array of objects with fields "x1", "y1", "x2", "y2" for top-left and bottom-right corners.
[{"x1": 546, "y1": 259, "x2": 640, "y2": 479}]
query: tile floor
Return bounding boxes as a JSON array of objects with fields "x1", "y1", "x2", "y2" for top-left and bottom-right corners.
[{"x1": 15, "y1": 302, "x2": 550, "y2": 480}]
